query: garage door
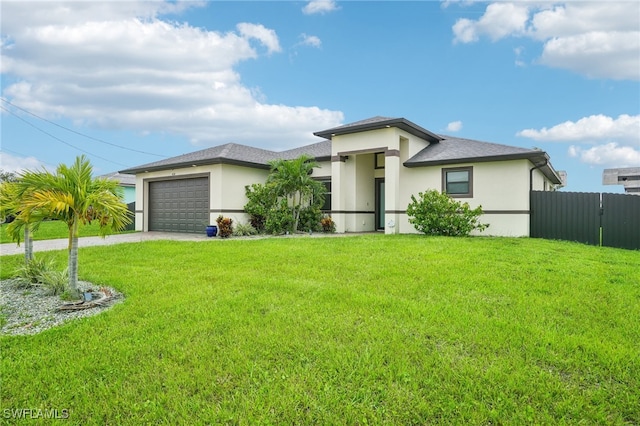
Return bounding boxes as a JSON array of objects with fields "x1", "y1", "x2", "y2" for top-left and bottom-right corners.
[{"x1": 148, "y1": 177, "x2": 209, "y2": 233}]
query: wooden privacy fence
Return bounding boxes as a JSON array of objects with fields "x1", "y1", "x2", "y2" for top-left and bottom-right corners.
[{"x1": 530, "y1": 191, "x2": 640, "y2": 250}]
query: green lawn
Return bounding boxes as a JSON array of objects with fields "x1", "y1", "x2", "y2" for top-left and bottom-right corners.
[
  {"x1": 1, "y1": 235, "x2": 639, "y2": 424},
  {"x1": 0, "y1": 220, "x2": 134, "y2": 244}
]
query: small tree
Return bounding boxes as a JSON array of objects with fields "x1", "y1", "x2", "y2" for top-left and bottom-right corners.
[
  {"x1": 407, "y1": 189, "x2": 488, "y2": 236},
  {"x1": 244, "y1": 183, "x2": 278, "y2": 232},
  {"x1": 7, "y1": 156, "x2": 131, "y2": 298},
  {"x1": 267, "y1": 155, "x2": 325, "y2": 233},
  {"x1": 0, "y1": 180, "x2": 36, "y2": 262},
  {"x1": 244, "y1": 155, "x2": 325, "y2": 234}
]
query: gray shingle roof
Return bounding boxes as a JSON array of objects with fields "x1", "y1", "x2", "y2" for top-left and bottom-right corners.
[
  {"x1": 405, "y1": 135, "x2": 536, "y2": 165},
  {"x1": 119, "y1": 118, "x2": 560, "y2": 185},
  {"x1": 99, "y1": 171, "x2": 136, "y2": 186},
  {"x1": 405, "y1": 135, "x2": 561, "y2": 184},
  {"x1": 279, "y1": 140, "x2": 331, "y2": 161},
  {"x1": 119, "y1": 141, "x2": 331, "y2": 174}
]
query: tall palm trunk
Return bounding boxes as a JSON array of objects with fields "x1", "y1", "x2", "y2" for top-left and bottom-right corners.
[
  {"x1": 24, "y1": 226, "x2": 33, "y2": 263},
  {"x1": 68, "y1": 219, "x2": 80, "y2": 299},
  {"x1": 292, "y1": 191, "x2": 301, "y2": 232}
]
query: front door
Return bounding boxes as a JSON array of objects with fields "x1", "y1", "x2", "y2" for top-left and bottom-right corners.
[{"x1": 375, "y1": 178, "x2": 385, "y2": 230}]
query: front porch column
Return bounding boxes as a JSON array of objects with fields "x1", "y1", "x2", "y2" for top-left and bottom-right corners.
[
  {"x1": 331, "y1": 157, "x2": 347, "y2": 233},
  {"x1": 384, "y1": 152, "x2": 401, "y2": 235}
]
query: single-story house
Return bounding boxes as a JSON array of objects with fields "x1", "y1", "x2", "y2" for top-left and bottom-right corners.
[
  {"x1": 99, "y1": 172, "x2": 136, "y2": 204},
  {"x1": 119, "y1": 116, "x2": 564, "y2": 236}
]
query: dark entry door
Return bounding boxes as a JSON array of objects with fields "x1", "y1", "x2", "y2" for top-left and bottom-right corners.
[{"x1": 375, "y1": 178, "x2": 385, "y2": 230}]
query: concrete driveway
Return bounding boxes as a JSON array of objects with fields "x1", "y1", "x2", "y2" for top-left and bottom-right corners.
[{"x1": 0, "y1": 232, "x2": 210, "y2": 256}]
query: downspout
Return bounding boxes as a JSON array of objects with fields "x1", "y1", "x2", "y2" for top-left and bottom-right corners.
[
  {"x1": 529, "y1": 160, "x2": 548, "y2": 191},
  {"x1": 529, "y1": 159, "x2": 548, "y2": 238}
]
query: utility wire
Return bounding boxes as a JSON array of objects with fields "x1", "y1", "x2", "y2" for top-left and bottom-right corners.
[
  {"x1": 0, "y1": 97, "x2": 168, "y2": 158},
  {"x1": 0, "y1": 104, "x2": 129, "y2": 168}
]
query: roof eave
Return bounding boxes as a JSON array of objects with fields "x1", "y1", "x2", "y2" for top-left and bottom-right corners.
[
  {"x1": 314, "y1": 118, "x2": 443, "y2": 143},
  {"x1": 404, "y1": 151, "x2": 563, "y2": 185},
  {"x1": 119, "y1": 158, "x2": 271, "y2": 174},
  {"x1": 404, "y1": 152, "x2": 535, "y2": 168}
]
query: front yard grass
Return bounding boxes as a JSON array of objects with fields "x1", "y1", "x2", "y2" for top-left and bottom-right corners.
[
  {"x1": 0, "y1": 220, "x2": 134, "y2": 244},
  {"x1": 1, "y1": 235, "x2": 638, "y2": 424}
]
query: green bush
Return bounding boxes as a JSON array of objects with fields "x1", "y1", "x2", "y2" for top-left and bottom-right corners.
[
  {"x1": 298, "y1": 205, "x2": 323, "y2": 232},
  {"x1": 264, "y1": 200, "x2": 294, "y2": 235},
  {"x1": 407, "y1": 189, "x2": 488, "y2": 236},
  {"x1": 244, "y1": 183, "x2": 277, "y2": 232}
]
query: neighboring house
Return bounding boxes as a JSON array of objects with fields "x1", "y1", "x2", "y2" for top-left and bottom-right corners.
[
  {"x1": 119, "y1": 116, "x2": 564, "y2": 236},
  {"x1": 603, "y1": 167, "x2": 640, "y2": 195},
  {"x1": 99, "y1": 172, "x2": 136, "y2": 204}
]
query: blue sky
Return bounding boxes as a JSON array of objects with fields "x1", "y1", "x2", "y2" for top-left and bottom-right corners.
[{"x1": 1, "y1": 1, "x2": 638, "y2": 193}]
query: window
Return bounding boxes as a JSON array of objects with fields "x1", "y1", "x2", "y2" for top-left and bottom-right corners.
[
  {"x1": 320, "y1": 180, "x2": 331, "y2": 211},
  {"x1": 375, "y1": 152, "x2": 385, "y2": 169},
  {"x1": 442, "y1": 167, "x2": 473, "y2": 197}
]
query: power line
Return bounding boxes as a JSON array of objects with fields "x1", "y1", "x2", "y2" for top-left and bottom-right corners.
[
  {"x1": 0, "y1": 97, "x2": 168, "y2": 158},
  {"x1": 0, "y1": 104, "x2": 129, "y2": 167}
]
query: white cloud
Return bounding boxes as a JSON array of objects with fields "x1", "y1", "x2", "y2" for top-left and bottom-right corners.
[
  {"x1": 540, "y1": 31, "x2": 640, "y2": 80},
  {"x1": 0, "y1": 152, "x2": 50, "y2": 174},
  {"x1": 0, "y1": 2, "x2": 343, "y2": 151},
  {"x1": 521, "y1": 114, "x2": 640, "y2": 167},
  {"x1": 237, "y1": 23, "x2": 282, "y2": 54},
  {"x1": 446, "y1": 121, "x2": 463, "y2": 132},
  {"x1": 451, "y1": 2, "x2": 640, "y2": 81},
  {"x1": 568, "y1": 143, "x2": 640, "y2": 167},
  {"x1": 517, "y1": 114, "x2": 640, "y2": 145},
  {"x1": 299, "y1": 34, "x2": 322, "y2": 48},
  {"x1": 453, "y1": 3, "x2": 530, "y2": 43},
  {"x1": 302, "y1": 0, "x2": 339, "y2": 15}
]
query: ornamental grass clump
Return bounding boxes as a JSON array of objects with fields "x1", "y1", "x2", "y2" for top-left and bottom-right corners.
[{"x1": 407, "y1": 189, "x2": 488, "y2": 236}]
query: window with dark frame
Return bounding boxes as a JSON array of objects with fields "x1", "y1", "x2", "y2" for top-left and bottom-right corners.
[
  {"x1": 442, "y1": 167, "x2": 473, "y2": 197},
  {"x1": 320, "y1": 180, "x2": 331, "y2": 211},
  {"x1": 375, "y1": 152, "x2": 385, "y2": 169}
]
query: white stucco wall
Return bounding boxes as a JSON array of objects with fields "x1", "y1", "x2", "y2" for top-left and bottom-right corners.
[
  {"x1": 132, "y1": 164, "x2": 269, "y2": 232},
  {"x1": 311, "y1": 161, "x2": 331, "y2": 178},
  {"x1": 398, "y1": 160, "x2": 537, "y2": 237},
  {"x1": 328, "y1": 128, "x2": 555, "y2": 237}
]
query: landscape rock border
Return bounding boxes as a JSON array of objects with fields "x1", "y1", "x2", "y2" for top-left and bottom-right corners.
[{"x1": 0, "y1": 279, "x2": 123, "y2": 336}]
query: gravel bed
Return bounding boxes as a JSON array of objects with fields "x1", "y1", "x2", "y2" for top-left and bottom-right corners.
[{"x1": 0, "y1": 279, "x2": 123, "y2": 336}]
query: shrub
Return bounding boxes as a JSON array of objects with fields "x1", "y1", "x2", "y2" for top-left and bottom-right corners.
[
  {"x1": 232, "y1": 222, "x2": 257, "y2": 237},
  {"x1": 320, "y1": 216, "x2": 336, "y2": 233},
  {"x1": 265, "y1": 200, "x2": 294, "y2": 235},
  {"x1": 407, "y1": 189, "x2": 488, "y2": 236},
  {"x1": 298, "y1": 205, "x2": 323, "y2": 233},
  {"x1": 244, "y1": 183, "x2": 277, "y2": 232},
  {"x1": 216, "y1": 215, "x2": 234, "y2": 238}
]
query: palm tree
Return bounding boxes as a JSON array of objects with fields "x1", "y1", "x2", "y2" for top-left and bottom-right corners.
[
  {"x1": 267, "y1": 155, "x2": 324, "y2": 233},
  {"x1": 0, "y1": 180, "x2": 35, "y2": 262},
  {"x1": 7, "y1": 156, "x2": 131, "y2": 298}
]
